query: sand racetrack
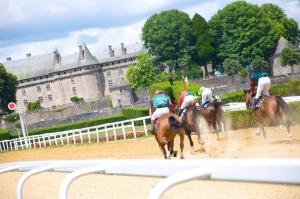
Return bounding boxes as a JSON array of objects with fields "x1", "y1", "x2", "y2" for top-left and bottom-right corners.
[{"x1": 0, "y1": 125, "x2": 300, "y2": 199}]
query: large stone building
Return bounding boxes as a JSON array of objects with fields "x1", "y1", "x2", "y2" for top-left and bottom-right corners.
[
  {"x1": 3, "y1": 43, "x2": 146, "y2": 112},
  {"x1": 271, "y1": 36, "x2": 300, "y2": 76}
]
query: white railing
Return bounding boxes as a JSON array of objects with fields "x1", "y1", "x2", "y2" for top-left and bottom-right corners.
[
  {"x1": 0, "y1": 116, "x2": 150, "y2": 152},
  {"x1": 0, "y1": 159, "x2": 299, "y2": 199}
]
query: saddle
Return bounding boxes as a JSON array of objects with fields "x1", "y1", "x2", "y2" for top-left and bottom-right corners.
[{"x1": 252, "y1": 95, "x2": 266, "y2": 109}]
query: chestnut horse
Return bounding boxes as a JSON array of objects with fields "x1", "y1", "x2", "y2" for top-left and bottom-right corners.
[
  {"x1": 155, "y1": 113, "x2": 185, "y2": 159},
  {"x1": 243, "y1": 89, "x2": 291, "y2": 142}
]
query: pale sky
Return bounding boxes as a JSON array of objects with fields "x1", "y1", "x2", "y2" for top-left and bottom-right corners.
[{"x1": 0, "y1": 0, "x2": 299, "y2": 62}]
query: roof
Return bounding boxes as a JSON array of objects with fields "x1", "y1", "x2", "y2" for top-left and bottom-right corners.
[{"x1": 3, "y1": 42, "x2": 145, "y2": 80}]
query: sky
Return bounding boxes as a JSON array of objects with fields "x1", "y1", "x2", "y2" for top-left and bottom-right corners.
[{"x1": 0, "y1": 0, "x2": 299, "y2": 62}]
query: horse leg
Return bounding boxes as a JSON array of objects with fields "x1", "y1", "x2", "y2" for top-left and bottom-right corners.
[
  {"x1": 155, "y1": 135, "x2": 168, "y2": 159},
  {"x1": 186, "y1": 131, "x2": 195, "y2": 153},
  {"x1": 179, "y1": 129, "x2": 185, "y2": 159},
  {"x1": 280, "y1": 111, "x2": 292, "y2": 141}
]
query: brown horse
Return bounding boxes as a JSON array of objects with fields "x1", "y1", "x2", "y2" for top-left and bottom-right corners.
[
  {"x1": 181, "y1": 105, "x2": 204, "y2": 152},
  {"x1": 201, "y1": 99, "x2": 226, "y2": 140},
  {"x1": 243, "y1": 89, "x2": 291, "y2": 142},
  {"x1": 155, "y1": 113, "x2": 185, "y2": 159}
]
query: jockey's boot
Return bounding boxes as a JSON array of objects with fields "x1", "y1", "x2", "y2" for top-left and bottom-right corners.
[
  {"x1": 252, "y1": 98, "x2": 258, "y2": 109},
  {"x1": 151, "y1": 123, "x2": 156, "y2": 135}
]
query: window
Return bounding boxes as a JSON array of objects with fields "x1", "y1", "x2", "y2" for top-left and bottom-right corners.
[
  {"x1": 22, "y1": 89, "x2": 26, "y2": 96},
  {"x1": 38, "y1": 96, "x2": 43, "y2": 103},
  {"x1": 72, "y1": 87, "x2": 77, "y2": 95},
  {"x1": 46, "y1": 84, "x2": 50, "y2": 91},
  {"x1": 108, "y1": 80, "x2": 113, "y2": 86},
  {"x1": 119, "y1": 69, "x2": 123, "y2": 74},
  {"x1": 48, "y1": 95, "x2": 53, "y2": 101},
  {"x1": 107, "y1": 71, "x2": 111, "y2": 76},
  {"x1": 36, "y1": 86, "x2": 41, "y2": 93},
  {"x1": 71, "y1": 77, "x2": 75, "y2": 84},
  {"x1": 23, "y1": 100, "x2": 28, "y2": 106}
]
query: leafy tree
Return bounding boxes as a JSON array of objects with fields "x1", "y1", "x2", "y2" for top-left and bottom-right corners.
[
  {"x1": 142, "y1": 9, "x2": 195, "y2": 70},
  {"x1": 240, "y1": 68, "x2": 249, "y2": 78},
  {"x1": 0, "y1": 64, "x2": 18, "y2": 114},
  {"x1": 192, "y1": 14, "x2": 215, "y2": 78},
  {"x1": 209, "y1": 1, "x2": 278, "y2": 68},
  {"x1": 261, "y1": 3, "x2": 300, "y2": 45},
  {"x1": 126, "y1": 53, "x2": 157, "y2": 90},
  {"x1": 280, "y1": 48, "x2": 300, "y2": 74},
  {"x1": 249, "y1": 56, "x2": 270, "y2": 72},
  {"x1": 27, "y1": 101, "x2": 41, "y2": 112},
  {"x1": 223, "y1": 58, "x2": 242, "y2": 84}
]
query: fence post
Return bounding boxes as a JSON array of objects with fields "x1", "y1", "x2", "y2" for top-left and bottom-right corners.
[
  {"x1": 48, "y1": 136, "x2": 52, "y2": 146},
  {"x1": 0, "y1": 142, "x2": 3, "y2": 152},
  {"x1": 113, "y1": 124, "x2": 117, "y2": 141},
  {"x1": 143, "y1": 119, "x2": 148, "y2": 136},
  {"x1": 54, "y1": 135, "x2": 58, "y2": 146},
  {"x1": 132, "y1": 121, "x2": 136, "y2": 139},
  {"x1": 32, "y1": 137, "x2": 36, "y2": 149},
  {"x1": 5, "y1": 141, "x2": 8, "y2": 151},
  {"x1": 96, "y1": 128, "x2": 99, "y2": 143},
  {"x1": 105, "y1": 126, "x2": 109, "y2": 142},
  {"x1": 80, "y1": 131, "x2": 83, "y2": 144},
  {"x1": 66, "y1": 133, "x2": 70, "y2": 145},
  {"x1": 43, "y1": 136, "x2": 46, "y2": 147},
  {"x1": 9, "y1": 140, "x2": 13, "y2": 151},
  {"x1": 87, "y1": 129, "x2": 91, "y2": 144},
  {"x1": 122, "y1": 122, "x2": 126, "y2": 140},
  {"x1": 60, "y1": 134, "x2": 64, "y2": 145},
  {"x1": 73, "y1": 132, "x2": 76, "y2": 144}
]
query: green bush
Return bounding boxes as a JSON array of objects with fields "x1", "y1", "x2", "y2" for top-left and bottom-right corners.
[
  {"x1": 70, "y1": 96, "x2": 84, "y2": 104},
  {"x1": 3, "y1": 114, "x2": 19, "y2": 122},
  {"x1": 121, "y1": 108, "x2": 149, "y2": 119},
  {"x1": 0, "y1": 129, "x2": 11, "y2": 141},
  {"x1": 221, "y1": 80, "x2": 300, "y2": 103},
  {"x1": 149, "y1": 80, "x2": 201, "y2": 103},
  {"x1": 27, "y1": 101, "x2": 41, "y2": 112}
]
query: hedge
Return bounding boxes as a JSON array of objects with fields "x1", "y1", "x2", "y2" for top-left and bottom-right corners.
[
  {"x1": 221, "y1": 80, "x2": 300, "y2": 103},
  {"x1": 0, "y1": 129, "x2": 11, "y2": 141},
  {"x1": 121, "y1": 108, "x2": 149, "y2": 119},
  {"x1": 3, "y1": 114, "x2": 19, "y2": 122},
  {"x1": 149, "y1": 80, "x2": 201, "y2": 103},
  {"x1": 224, "y1": 101, "x2": 300, "y2": 130}
]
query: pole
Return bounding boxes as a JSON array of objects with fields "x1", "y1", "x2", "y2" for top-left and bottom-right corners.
[{"x1": 19, "y1": 112, "x2": 29, "y2": 148}]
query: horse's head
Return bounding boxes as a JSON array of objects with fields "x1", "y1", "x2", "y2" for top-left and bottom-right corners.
[{"x1": 243, "y1": 89, "x2": 252, "y2": 109}]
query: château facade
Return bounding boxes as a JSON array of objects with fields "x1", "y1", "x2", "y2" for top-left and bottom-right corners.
[{"x1": 4, "y1": 43, "x2": 146, "y2": 112}]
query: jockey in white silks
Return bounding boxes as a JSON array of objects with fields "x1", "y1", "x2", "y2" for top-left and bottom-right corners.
[
  {"x1": 199, "y1": 87, "x2": 213, "y2": 108},
  {"x1": 253, "y1": 73, "x2": 271, "y2": 108}
]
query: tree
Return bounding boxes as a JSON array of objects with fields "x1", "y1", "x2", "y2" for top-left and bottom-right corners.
[
  {"x1": 249, "y1": 56, "x2": 270, "y2": 72},
  {"x1": 261, "y1": 3, "x2": 300, "y2": 45},
  {"x1": 209, "y1": 1, "x2": 278, "y2": 69},
  {"x1": 192, "y1": 14, "x2": 215, "y2": 78},
  {"x1": 0, "y1": 64, "x2": 18, "y2": 114},
  {"x1": 126, "y1": 53, "x2": 157, "y2": 90},
  {"x1": 70, "y1": 96, "x2": 84, "y2": 104},
  {"x1": 280, "y1": 48, "x2": 300, "y2": 74},
  {"x1": 142, "y1": 9, "x2": 195, "y2": 70},
  {"x1": 223, "y1": 58, "x2": 242, "y2": 84}
]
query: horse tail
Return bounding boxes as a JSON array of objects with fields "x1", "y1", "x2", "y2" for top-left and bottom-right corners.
[
  {"x1": 275, "y1": 96, "x2": 290, "y2": 114},
  {"x1": 168, "y1": 115, "x2": 182, "y2": 130}
]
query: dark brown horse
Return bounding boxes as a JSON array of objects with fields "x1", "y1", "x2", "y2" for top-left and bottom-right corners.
[
  {"x1": 243, "y1": 89, "x2": 291, "y2": 142},
  {"x1": 201, "y1": 99, "x2": 226, "y2": 140},
  {"x1": 181, "y1": 105, "x2": 204, "y2": 152},
  {"x1": 155, "y1": 113, "x2": 185, "y2": 159}
]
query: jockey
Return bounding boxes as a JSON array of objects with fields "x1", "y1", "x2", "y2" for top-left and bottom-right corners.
[
  {"x1": 199, "y1": 87, "x2": 213, "y2": 108},
  {"x1": 249, "y1": 72, "x2": 271, "y2": 109},
  {"x1": 178, "y1": 90, "x2": 196, "y2": 118},
  {"x1": 149, "y1": 90, "x2": 175, "y2": 134}
]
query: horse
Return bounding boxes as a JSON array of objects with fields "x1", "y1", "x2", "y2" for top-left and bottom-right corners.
[
  {"x1": 155, "y1": 113, "x2": 185, "y2": 159},
  {"x1": 200, "y1": 98, "x2": 226, "y2": 140},
  {"x1": 243, "y1": 89, "x2": 292, "y2": 142},
  {"x1": 181, "y1": 105, "x2": 204, "y2": 152}
]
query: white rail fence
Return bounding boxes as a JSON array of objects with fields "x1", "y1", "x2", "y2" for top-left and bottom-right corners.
[
  {"x1": 0, "y1": 116, "x2": 151, "y2": 152},
  {"x1": 0, "y1": 159, "x2": 299, "y2": 199}
]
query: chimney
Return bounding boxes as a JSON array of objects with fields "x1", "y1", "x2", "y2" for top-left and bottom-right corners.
[
  {"x1": 53, "y1": 49, "x2": 61, "y2": 65},
  {"x1": 78, "y1": 45, "x2": 84, "y2": 61},
  {"x1": 108, "y1": 45, "x2": 114, "y2": 57},
  {"x1": 121, "y1": 43, "x2": 126, "y2": 55},
  {"x1": 6, "y1": 57, "x2": 11, "y2": 61},
  {"x1": 26, "y1": 53, "x2": 31, "y2": 57}
]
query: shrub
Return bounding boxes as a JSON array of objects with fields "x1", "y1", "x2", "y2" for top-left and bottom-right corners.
[
  {"x1": 70, "y1": 96, "x2": 84, "y2": 104},
  {"x1": 27, "y1": 101, "x2": 41, "y2": 112},
  {"x1": 121, "y1": 108, "x2": 149, "y2": 119},
  {"x1": 3, "y1": 114, "x2": 19, "y2": 122},
  {"x1": 0, "y1": 129, "x2": 11, "y2": 141}
]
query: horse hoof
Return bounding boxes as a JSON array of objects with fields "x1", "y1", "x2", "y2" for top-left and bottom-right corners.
[
  {"x1": 173, "y1": 151, "x2": 178, "y2": 157},
  {"x1": 180, "y1": 156, "x2": 184, "y2": 159}
]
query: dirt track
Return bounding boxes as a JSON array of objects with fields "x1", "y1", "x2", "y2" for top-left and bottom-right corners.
[{"x1": 0, "y1": 125, "x2": 300, "y2": 199}]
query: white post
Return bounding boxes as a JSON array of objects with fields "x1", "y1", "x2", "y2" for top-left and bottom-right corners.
[
  {"x1": 32, "y1": 137, "x2": 36, "y2": 149},
  {"x1": 60, "y1": 134, "x2": 64, "y2": 145},
  {"x1": 5, "y1": 141, "x2": 8, "y2": 151},
  {"x1": 19, "y1": 112, "x2": 29, "y2": 148},
  {"x1": 48, "y1": 136, "x2": 52, "y2": 146},
  {"x1": 66, "y1": 133, "x2": 70, "y2": 145},
  {"x1": 54, "y1": 135, "x2": 58, "y2": 146},
  {"x1": 73, "y1": 132, "x2": 76, "y2": 144},
  {"x1": 9, "y1": 140, "x2": 13, "y2": 151},
  {"x1": 38, "y1": 136, "x2": 41, "y2": 148},
  {"x1": 87, "y1": 129, "x2": 91, "y2": 144},
  {"x1": 122, "y1": 122, "x2": 126, "y2": 140},
  {"x1": 143, "y1": 119, "x2": 148, "y2": 136},
  {"x1": 113, "y1": 124, "x2": 117, "y2": 141},
  {"x1": 105, "y1": 126, "x2": 109, "y2": 142},
  {"x1": 0, "y1": 142, "x2": 3, "y2": 152},
  {"x1": 43, "y1": 136, "x2": 46, "y2": 147},
  {"x1": 96, "y1": 128, "x2": 99, "y2": 143},
  {"x1": 80, "y1": 131, "x2": 83, "y2": 144},
  {"x1": 132, "y1": 121, "x2": 136, "y2": 139}
]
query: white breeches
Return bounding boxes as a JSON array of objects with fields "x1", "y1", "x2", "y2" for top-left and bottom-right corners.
[
  {"x1": 180, "y1": 95, "x2": 195, "y2": 109},
  {"x1": 202, "y1": 89, "x2": 213, "y2": 105},
  {"x1": 255, "y1": 77, "x2": 271, "y2": 99},
  {"x1": 151, "y1": 107, "x2": 169, "y2": 121}
]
